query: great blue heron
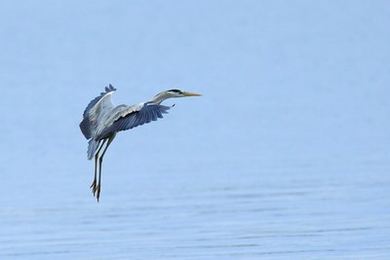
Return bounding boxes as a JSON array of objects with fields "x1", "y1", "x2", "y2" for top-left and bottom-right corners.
[{"x1": 80, "y1": 84, "x2": 201, "y2": 201}]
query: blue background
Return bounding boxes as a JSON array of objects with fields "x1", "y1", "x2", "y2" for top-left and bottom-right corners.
[{"x1": 0, "y1": 1, "x2": 389, "y2": 259}]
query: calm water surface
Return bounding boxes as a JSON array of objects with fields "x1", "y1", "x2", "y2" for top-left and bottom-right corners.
[{"x1": 1, "y1": 158, "x2": 389, "y2": 259}]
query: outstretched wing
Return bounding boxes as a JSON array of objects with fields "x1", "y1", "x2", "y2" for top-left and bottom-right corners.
[
  {"x1": 80, "y1": 84, "x2": 116, "y2": 139},
  {"x1": 96, "y1": 102, "x2": 171, "y2": 140}
]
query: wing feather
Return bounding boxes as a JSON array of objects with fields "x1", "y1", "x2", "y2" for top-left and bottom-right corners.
[
  {"x1": 156, "y1": 109, "x2": 163, "y2": 119},
  {"x1": 79, "y1": 84, "x2": 116, "y2": 139},
  {"x1": 145, "y1": 109, "x2": 152, "y2": 123},
  {"x1": 96, "y1": 103, "x2": 171, "y2": 140},
  {"x1": 151, "y1": 108, "x2": 158, "y2": 121}
]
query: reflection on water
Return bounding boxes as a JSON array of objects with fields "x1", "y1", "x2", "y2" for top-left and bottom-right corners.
[{"x1": 1, "y1": 162, "x2": 390, "y2": 259}]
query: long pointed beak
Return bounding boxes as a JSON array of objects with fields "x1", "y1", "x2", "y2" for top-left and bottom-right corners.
[{"x1": 182, "y1": 91, "x2": 202, "y2": 97}]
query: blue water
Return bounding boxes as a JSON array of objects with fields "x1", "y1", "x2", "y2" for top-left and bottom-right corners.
[
  {"x1": 1, "y1": 1, "x2": 390, "y2": 259},
  {"x1": 1, "y1": 159, "x2": 390, "y2": 259}
]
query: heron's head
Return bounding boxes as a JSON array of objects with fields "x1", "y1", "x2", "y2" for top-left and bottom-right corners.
[
  {"x1": 152, "y1": 89, "x2": 201, "y2": 104},
  {"x1": 166, "y1": 89, "x2": 202, "y2": 98}
]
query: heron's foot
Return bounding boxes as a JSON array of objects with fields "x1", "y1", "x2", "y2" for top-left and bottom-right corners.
[
  {"x1": 90, "y1": 180, "x2": 97, "y2": 195},
  {"x1": 96, "y1": 184, "x2": 101, "y2": 202}
]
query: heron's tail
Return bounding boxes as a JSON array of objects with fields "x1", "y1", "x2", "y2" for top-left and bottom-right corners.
[{"x1": 87, "y1": 139, "x2": 99, "y2": 160}]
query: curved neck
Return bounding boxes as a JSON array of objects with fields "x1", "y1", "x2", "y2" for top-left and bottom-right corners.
[{"x1": 150, "y1": 91, "x2": 173, "y2": 104}]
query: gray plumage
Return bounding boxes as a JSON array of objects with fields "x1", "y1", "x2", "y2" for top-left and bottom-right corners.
[
  {"x1": 80, "y1": 84, "x2": 116, "y2": 140},
  {"x1": 79, "y1": 84, "x2": 201, "y2": 202},
  {"x1": 95, "y1": 103, "x2": 171, "y2": 141}
]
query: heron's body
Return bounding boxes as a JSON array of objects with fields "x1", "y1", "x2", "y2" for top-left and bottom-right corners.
[{"x1": 80, "y1": 85, "x2": 200, "y2": 201}]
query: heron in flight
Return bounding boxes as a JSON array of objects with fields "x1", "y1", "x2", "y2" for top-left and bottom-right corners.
[{"x1": 80, "y1": 84, "x2": 201, "y2": 201}]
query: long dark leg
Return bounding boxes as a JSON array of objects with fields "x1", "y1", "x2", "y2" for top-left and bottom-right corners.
[
  {"x1": 96, "y1": 134, "x2": 115, "y2": 202},
  {"x1": 91, "y1": 139, "x2": 107, "y2": 195}
]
